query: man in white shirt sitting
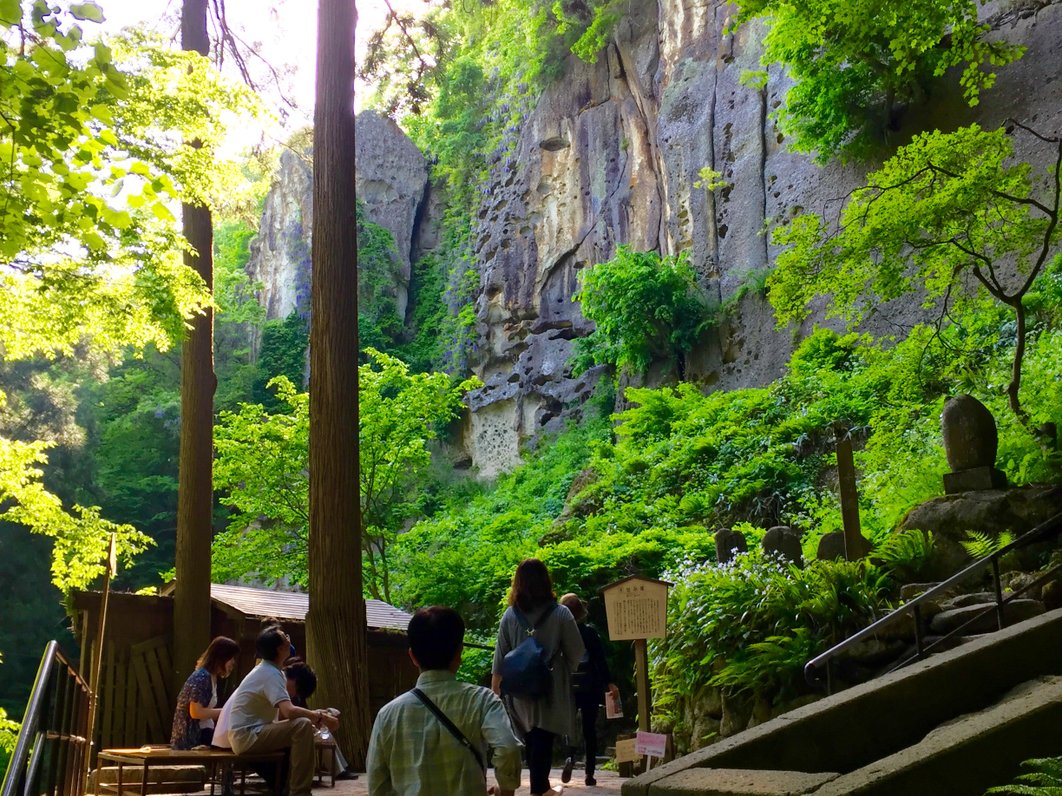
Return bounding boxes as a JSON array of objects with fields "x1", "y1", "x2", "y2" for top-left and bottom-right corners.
[{"x1": 217, "y1": 626, "x2": 338, "y2": 796}]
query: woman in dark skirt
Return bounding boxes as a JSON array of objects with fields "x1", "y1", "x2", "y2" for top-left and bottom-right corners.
[{"x1": 492, "y1": 559, "x2": 585, "y2": 796}]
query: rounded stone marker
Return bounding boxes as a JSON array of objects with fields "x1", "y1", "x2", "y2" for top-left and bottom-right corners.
[{"x1": 941, "y1": 394, "x2": 998, "y2": 472}]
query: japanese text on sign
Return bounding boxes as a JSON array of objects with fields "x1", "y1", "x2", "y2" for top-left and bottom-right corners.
[{"x1": 603, "y1": 579, "x2": 668, "y2": 640}]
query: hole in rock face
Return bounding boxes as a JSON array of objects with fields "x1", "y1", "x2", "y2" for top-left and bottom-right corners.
[{"x1": 539, "y1": 136, "x2": 570, "y2": 151}]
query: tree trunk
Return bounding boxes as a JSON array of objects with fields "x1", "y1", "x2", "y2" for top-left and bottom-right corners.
[
  {"x1": 306, "y1": 0, "x2": 368, "y2": 768},
  {"x1": 1007, "y1": 297, "x2": 1029, "y2": 425},
  {"x1": 174, "y1": 0, "x2": 215, "y2": 682}
]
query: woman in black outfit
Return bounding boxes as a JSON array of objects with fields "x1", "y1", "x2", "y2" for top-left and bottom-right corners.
[{"x1": 559, "y1": 592, "x2": 619, "y2": 787}]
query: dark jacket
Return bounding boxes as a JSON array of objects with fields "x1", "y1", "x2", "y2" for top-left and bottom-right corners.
[{"x1": 575, "y1": 623, "x2": 612, "y2": 704}]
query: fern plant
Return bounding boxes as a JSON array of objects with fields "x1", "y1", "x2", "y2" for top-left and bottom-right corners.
[
  {"x1": 873, "y1": 530, "x2": 934, "y2": 582},
  {"x1": 960, "y1": 530, "x2": 1014, "y2": 560},
  {"x1": 986, "y1": 756, "x2": 1062, "y2": 794}
]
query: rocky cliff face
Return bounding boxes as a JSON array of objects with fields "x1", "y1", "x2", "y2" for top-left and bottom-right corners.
[
  {"x1": 247, "y1": 111, "x2": 429, "y2": 342},
  {"x1": 465, "y1": 0, "x2": 1062, "y2": 476},
  {"x1": 247, "y1": 1, "x2": 1060, "y2": 477}
]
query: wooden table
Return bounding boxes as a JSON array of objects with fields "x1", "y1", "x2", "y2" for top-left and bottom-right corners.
[{"x1": 95, "y1": 747, "x2": 284, "y2": 796}]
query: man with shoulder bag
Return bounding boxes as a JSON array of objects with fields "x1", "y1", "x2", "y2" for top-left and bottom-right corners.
[{"x1": 367, "y1": 606, "x2": 522, "y2": 796}]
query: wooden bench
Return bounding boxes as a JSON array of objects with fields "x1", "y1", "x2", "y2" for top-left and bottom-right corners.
[{"x1": 95, "y1": 747, "x2": 284, "y2": 796}]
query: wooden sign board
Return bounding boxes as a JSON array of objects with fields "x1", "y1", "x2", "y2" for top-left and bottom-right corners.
[
  {"x1": 602, "y1": 576, "x2": 670, "y2": 640},
  {"x1": 615, "y1": 738, "x2": 639, "y2": 764}
]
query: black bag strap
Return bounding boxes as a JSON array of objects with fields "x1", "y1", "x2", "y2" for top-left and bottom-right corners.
[{"x1": 411, "y1": 688, "x2": 486, "y2": 775}]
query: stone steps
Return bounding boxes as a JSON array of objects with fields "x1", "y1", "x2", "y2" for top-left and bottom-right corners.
[{"x1": 623, "y1": 607, "x2": 1062, "y2": 796}]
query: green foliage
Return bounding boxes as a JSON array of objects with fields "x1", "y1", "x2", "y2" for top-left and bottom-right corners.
[
  {"x1": 870, "y1": 530, "x2": 934, "y2": 584},
  {"x1": 252, "y1": 313, "x2": 309, "y2": 410},
  {"x1": 390, "y1": 417, "x2": 613, "y2": 629},
  {"x1": 562, "y1": 0, "x2": 624, "y2": 64},
  {"x1": 0, "y1": 7, "x2": 258, "y2": 360},
  {"x1": 214, "y1": 217, "x2": 266, "y2": 411},
  {"x1": 0, "y1": 524, "x2": 64, "y2": 716},
  {"x1": 730, "y1": 0, "x2": 1023, "y2": 161},
  {"x1": 651, "y1": 548, "x2": 897, "y2": 717},
  {"x1": 213, "y1": 351, "x2": 478, "y2": 600},
  {"x1": 0, "y1": 436, "x2": 152, "y2": 591},
  {"x1": 563, "y1": 319, "x2": 1062, "y2": 566},
  {"x1": 768, "y1": 124, "x2": 1062, "y2": 421},
  {"x1": 0, "y1": 2, "x2": 257, "y2": 594},
  {"x1": 396, "y1": 253, "x2": 450, "y2": 372},
  {"x1": 0, "y1": 655, "x2": 20, "y2": 770},
  {"x1": 987, "y1": 757, "x2": 1062, "y2": 795},
  {"x1": 572, "y1": 247, "x2": 713, "y2": 377},
  {"x1": 357, "y1": 204, "x2": 405, "y2": 356},
  {"x1": 960, "y1": 529, "x2": 1014, "y2": 560}
]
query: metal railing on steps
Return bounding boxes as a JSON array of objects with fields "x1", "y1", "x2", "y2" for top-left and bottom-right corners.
[
  {"x1": 805, "y1": 507, "x2": 1062, "y2": 695},
  {"x1": 1, "y1": 641, "x2": 90, "y2": 796}
]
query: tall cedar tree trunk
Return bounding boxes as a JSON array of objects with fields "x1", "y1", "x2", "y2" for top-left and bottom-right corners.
[
  {"x1": 174, "y1": 0, "x2": 215, "y2": 682},
  {"x1": 306, "y1": 0, "x2": 369, "y2": 767}
]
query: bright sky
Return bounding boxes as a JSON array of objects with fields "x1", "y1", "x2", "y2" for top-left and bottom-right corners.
[{"x1": 97, "y1": 0, "x2": 423, "y2": 146}]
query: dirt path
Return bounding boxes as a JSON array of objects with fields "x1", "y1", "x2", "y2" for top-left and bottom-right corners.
[{"x1": 331, "y1": 766, "x2": 626, "y2": 794}]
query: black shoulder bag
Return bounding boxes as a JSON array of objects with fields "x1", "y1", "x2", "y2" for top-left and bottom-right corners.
[{"x1": 411, "y1": 688, "x2": 486, "y2": 775}]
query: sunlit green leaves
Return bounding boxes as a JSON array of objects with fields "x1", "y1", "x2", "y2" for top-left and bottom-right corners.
[
  {"x1": 767, "y1": 124, "x2": 1061, "y2": 419},
  {"x1": 213, "y1": 351, "x2": 480, "y2": 599},
  {"x1": 68, "y1": 1, "x2": 102, "y2": 22},
  {"x1": 731, "y1": 0, "x2": 1024, "y2": 161},
  {"x1": 0, "y1": 437, "x2": 152, "y2": 591},
  {"x1": 0, "y1": 1, "x2": 258, "y2": 592},
  {"x1": 572, "y1": 246, "x2": 714, "y2": 377}
]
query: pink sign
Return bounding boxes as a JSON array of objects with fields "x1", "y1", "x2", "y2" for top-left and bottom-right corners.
[{"x1": 634, "y1": 731, "x2": 668, "y2": 758}]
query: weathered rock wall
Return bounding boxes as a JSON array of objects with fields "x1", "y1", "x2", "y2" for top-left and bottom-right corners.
[
  {"x1": 465, "y1": 0, "x2": 1062, "y2": 474},
  {"x1": 247, "y1": 111, "x2": 429, "y2": 334},
  {"x1": 244, "y1": 1, "x2": 1060, "y2": 477}
]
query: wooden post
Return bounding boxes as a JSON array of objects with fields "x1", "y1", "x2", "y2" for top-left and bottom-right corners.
[
  {"x1": 634, "y1": 638, "x2": 651, "y2": 732},
  {"x1": 84, "y1": 534, "x2": 116, "y2": 790},
  {"x1": 835, "y1": 427, "x2": 863, "y2": 561}
]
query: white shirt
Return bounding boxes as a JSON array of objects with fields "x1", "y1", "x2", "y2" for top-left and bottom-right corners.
[
  {"x1": 215, "y1": 661, "x2": 288, "y2": 752},
  {"x1": 212, "y1": 696, "x2": 234, "y2": 749}
]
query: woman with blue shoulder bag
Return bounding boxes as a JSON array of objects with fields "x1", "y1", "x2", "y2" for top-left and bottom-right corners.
[{"x1": 492, "y1": 559, "x2": 584, "y2": 796}]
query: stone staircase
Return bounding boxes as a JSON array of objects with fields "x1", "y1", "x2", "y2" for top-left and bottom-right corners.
[{"x1": 622, "y1": 606, "x2": 1062, "y2": 796}]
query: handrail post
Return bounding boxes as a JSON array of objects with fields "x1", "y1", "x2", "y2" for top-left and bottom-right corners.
[
  {"x1": 992, "y1": 557, "x2": 1005, "y2": 631},
  {"x1": 913, "y1": 604, "x2": 925, "y2": 660}
]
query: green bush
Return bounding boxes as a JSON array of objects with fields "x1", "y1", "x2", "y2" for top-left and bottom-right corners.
[
  {"x1": 390, "y1": 416, "x2": 613, "y2": 629},
  {"x1": 730, "y1": 0, "x2": 1023, "y2": 161},
  {"x1": 651, "y1": 542, "x2": 929, "y2": 725},
  {"x1": 572, "y1": 247, "x2": 713, "y2": 378}
]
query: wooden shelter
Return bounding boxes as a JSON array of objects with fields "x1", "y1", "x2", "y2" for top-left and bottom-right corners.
[{"x1": 70, "y1": 583, "x2": 417, "y2": 753}]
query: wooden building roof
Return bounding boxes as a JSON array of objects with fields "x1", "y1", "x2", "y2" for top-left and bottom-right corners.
[{"x1": 207, "y1": 583, "x2": 412, "y2": 632}]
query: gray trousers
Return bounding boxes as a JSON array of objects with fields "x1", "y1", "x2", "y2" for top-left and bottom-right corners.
[{"x1": 231, "y1": 717, "x2": 315, "y2": 796}]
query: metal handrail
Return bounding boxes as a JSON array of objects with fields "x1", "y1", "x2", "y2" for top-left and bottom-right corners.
[
  {"x1": 805, "y1": 507, "x2": 1062, "y2": 693},
  {"x1": 1, "y1": 641, "x2": 91, "y2": 796}
]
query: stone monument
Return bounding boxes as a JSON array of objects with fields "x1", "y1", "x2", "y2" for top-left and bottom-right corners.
[
  {"x1": 941, "y1": 395, "x2": 1008, "y2": 494},
  {"x1": 715, "y1": 528, "x2": 747, "y2": 564}
]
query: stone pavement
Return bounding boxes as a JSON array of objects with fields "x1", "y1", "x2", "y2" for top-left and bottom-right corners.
[{"x1": 327, "y1": 767, "x2": 627, "y2": 795}]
